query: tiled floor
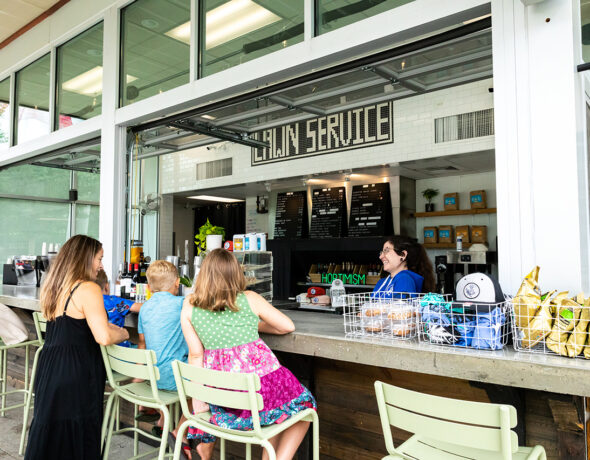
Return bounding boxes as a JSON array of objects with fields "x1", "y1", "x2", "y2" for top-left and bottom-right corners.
[{"x1": 0, "y1": 392, "x2": 151, "y2": 459}]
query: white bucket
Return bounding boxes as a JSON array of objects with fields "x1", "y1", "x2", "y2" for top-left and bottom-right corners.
[{"x1": 206, "y1": 234, "x2": 223, "y2": 251}]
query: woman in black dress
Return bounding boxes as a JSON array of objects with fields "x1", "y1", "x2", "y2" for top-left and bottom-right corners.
[{"x1": 24, "y1": 235, "x2": 129, "y2": 460}]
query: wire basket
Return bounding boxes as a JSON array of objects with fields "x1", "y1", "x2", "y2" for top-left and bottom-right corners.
[
  {"x1": 510, "y1": 299, "x2": 590, "y2": 359},
  {"x1": 417, "y1": 294, "x2": 510, "y2": 350},
  {"x1": 343, "y1": 292, "x2": 428, "y2": 341}
]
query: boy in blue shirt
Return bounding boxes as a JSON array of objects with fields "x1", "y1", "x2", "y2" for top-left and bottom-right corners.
[
  {"x1": 138, "y1": 260, "x2": 191, "y2": 458},
  {"x1": 96, "y1": 270, "x2": 142, "y2": 347}
]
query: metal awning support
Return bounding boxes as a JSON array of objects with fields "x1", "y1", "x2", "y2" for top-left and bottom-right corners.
[
  {"x1": 268, "y1": 95, "x2": 326, "y2": 116},
  {"x1": 370, "y1": 66, "x2": 425, "y2": 92},
  {"x1": 168, "y1": 119, "x2": 269, "y2": 149}
]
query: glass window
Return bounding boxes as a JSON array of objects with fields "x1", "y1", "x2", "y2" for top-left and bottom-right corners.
[
  {"x1": 200, "y1": 0, "x2": 304, "y2": 77},
  {"x1": 582, "y1": 1, "x2": 590, "y2": 62},
  {"x1": 75, "y1": 204, "x2": 100, "y2": 240},
  {"x1": 76, "y1": 171, "x2": 100, "y2": 202},
  {"x1": 0, "y1": 78, "x2": 10, "y2": 150},
  {"x1": 0, "y1": 199, "x2": 69, "y2": 280},
  {"x1": 0, "y1": 165, "x2": 70, "y2": 199},
  {"x1": 56, "y1": 22, "x2": 104, "y2": 129},
  {"x1": 316, "y1": 0, "x2": 414, "y2": 35},
  {"x1": 14, "y1": 54, "x2": 51, "y2": 144},
  {"x1": 120, "y1": 0, "x2": 191, "y2": 107}
]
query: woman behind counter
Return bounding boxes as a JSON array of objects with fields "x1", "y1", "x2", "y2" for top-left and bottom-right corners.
[
  {"x1": 373, "y1": 235, "x2": 435, "y2": 297},
  {"x1": 24, "y1": 235, "x2": 129, "y2": 460}
]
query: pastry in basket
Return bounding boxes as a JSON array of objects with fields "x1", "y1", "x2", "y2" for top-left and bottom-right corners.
[{"x1": 387, "y1": 307, "x2": 415, "y2": 320}]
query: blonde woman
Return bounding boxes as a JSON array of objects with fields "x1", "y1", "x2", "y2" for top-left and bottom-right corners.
[
  {"x1": 24, "y1": 235, "x2": 129, "y2": 460},
  {"x1": 181, "y1": 249, "x2": 316, "y2": 460}
]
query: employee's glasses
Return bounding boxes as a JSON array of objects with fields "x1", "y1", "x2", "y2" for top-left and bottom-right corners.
[{"x1": 379, "y1": 248, "x2": 392, "y2": 257}]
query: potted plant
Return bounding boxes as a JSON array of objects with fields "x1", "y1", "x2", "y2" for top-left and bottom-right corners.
[
  {"x1": 194, "y1": 219, "x2": 225, "y2": 255},
  {"x1": 422, "y1": 188, "x2": 439, "y2": 212}
]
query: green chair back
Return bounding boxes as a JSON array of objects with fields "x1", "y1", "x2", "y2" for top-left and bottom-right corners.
[
  {"x1": 101, "y1": 345, "x2": 161, "y2": 402},
  {"x1": 375, "y1": 381, "x2": 518, "y2": 458},
  {"x1": 172, "y1": 361, "x2": 264, "y2": 435},
  {"x1": 32, "y1": 312, "x2": 46, "y2": 344}
]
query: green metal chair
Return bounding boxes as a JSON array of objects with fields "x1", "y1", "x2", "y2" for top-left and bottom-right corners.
[
  {"x1": 18, "y1": 311, "x2": 46, "y2": 455},
  {"x1": 101, "y1": 344, "x2": 181, "y2": 460},
  {"x1": 374, "y1": 380, "x2": 547, "y2": 460},
  {"x1": 171, "y1": 360, "x2": 319, "y2": 460}
]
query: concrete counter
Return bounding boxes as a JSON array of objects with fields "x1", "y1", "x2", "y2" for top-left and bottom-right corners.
[{"x1": 3, "y1": 285, "x2": 590, "y2": 397}]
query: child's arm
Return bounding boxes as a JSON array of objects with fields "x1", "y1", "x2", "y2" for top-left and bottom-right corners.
[
  {"x1": 137, "y1": 333, "x2": 146, "y2": 349},
  {"x1": 130, "y1": 302, "x2": 142, "y2": 313},
  {"x1": 180, "y1": 298, "x2": 209, "y2": 414},
  {"x1": 245, "y1": 291, "x2": 295, "y2": 335}
]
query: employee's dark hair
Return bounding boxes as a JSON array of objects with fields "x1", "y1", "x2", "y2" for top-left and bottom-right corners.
[{"x1": 385, "y1": 235, "x2": 435, "y2": 293}]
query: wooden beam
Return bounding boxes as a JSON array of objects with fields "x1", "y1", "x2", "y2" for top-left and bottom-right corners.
[{"x1": 0, "y1": 0, "x2": 71, "y2": 50}]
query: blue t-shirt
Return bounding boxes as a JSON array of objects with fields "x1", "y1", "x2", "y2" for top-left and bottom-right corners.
[
  {"x1": 138, "y1": 292, "x2": 188, "y2": 391},
  {"x1": 372, "y1": 270, "x2": 424, "y2": 299},
  {"x1": 103, "y1": 295, "x2": 134, "y2": 347}
]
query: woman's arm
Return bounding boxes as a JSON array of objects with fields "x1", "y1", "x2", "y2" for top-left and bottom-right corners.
[
  {"x1": 180, "y1": 299, "x2": 209, "y2": 413},
  {"x1": 245, "y1": 291, "x2": 295, "y2": 335},
  {"x1": 79, "y1": 282, "x2": 130, "y2": 346}
]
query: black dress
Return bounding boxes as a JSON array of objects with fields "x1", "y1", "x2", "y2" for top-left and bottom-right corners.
[{"x1": 25, "y1": 283, "x2": 106, "y2": 460}]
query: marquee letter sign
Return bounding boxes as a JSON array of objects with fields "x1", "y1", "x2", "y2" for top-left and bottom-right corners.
[{"x1": 251, "y1": 101, "x2": 393, "y2": 165}]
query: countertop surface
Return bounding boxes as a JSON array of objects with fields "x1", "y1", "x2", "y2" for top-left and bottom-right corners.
[{"x1": 3, "y1": 285, "x2": 590, "y2": 396}]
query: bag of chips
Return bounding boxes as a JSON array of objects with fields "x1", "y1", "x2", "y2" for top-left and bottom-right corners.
[
  {"x1": 512, "y1": 266, "x2": 541, "y2": 329},
  {"x1": 566, "y1": 297, "x2": 590, "y2": 357},
  {"x1": 519, "y1": 291, "x2": 554, "y2": 348},
  {"x1": 546, "y1": 298, "x2": 581, "y2": 356}
]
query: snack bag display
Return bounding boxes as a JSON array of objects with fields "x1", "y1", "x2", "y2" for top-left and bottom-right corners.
[
  {"x1": 546, "y1": 298, "x2": 581, "y2": 356},
  {"x1": 566, "y1": 297, "x2": 590, "y2": 357},
  {"x1": 512, "y1": 266, "x2": 541, "y2": 329},
  {"x1": 519, "y1": 291, "x2": 554, "y2": 348}
]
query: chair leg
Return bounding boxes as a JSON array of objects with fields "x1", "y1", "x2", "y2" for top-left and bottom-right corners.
[
  {"x1": 311, "y1": 411, "x2": 320, "y2": 460},
  {"x1": 101, "y1": 392, "x2": 117, "y2": 452},
  {"x1": 261, "y1": 440, "x2": 276, "y2": 460},
  {"x1": 18, "y1": 346, "x2": 40, "y2": 455},
  {"x1": 157, "y1": 405, "x2": 171, "y2": 460},
  {"x1": 172, "y1": 419, "x2": 191, "y2": 460},
  {"x1": 102, "y1": 395, "x2": 118, "y2": 460},
  {"x1": 133, "y1": 403, "x2": 138, "y2": 457},
  {"x1": 245, "y1": 442, "x2": 251, "y2": 460},
  {"x1": 220, "y1": 438, "x2": 226, "y2": 460}
]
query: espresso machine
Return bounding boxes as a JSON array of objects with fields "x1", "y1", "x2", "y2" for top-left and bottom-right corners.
[{"x1": 445, "y1": 245, "x2": 497, "y2": 293}]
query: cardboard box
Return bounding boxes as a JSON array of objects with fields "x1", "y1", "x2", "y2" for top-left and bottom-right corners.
[
  {"x1": 470, "y1": 190, "x2": 487, "y2": 209},
  {"x1": 423, "y1": 226, "x2": 438, "y2": 243},
  {"x1": 471, "y1": 225, "x2": 488, "y2": 243},
  {"x1": 444, "y1": 192, "x2": 459, "y2": 211},
  {"x1": 456, "y1": 225, "x2": 470, "y2": 243},
  {"x1": 438, "y1": 225, "x2": 454, "y2": 243}
]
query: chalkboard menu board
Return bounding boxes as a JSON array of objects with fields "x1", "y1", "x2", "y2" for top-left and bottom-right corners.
[
  {"x1": 348, "y1": 183, "x2": 393, "y2": 237},
  {"x1": 309, "y1": 187, "x2": 347, "y2": 239},
  {"x1": 274, "y1": 191, "x2": 308, "y2": 239}
]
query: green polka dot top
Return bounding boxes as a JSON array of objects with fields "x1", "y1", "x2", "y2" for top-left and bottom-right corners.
[{"x1": 190, "y1": 292, "x2": 259, "y2": 350}]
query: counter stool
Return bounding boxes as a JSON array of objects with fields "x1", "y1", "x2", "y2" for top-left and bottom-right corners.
[
  {"x1": 101, "y1": 344, "x2": 181, "y2": 460},
  {"x1": 171, "y1": 360, "x2": 320, "y2": 460},
  {"x1": 18, "y1": 311, "x2": 46, "y2": 455},
  {"x1": 374, "y1": 380, "x2": 547, "y2": 460}
]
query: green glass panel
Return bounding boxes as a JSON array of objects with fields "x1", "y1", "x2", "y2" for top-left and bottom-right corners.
[
  {"x1": 0, "y1": 165, "x2": 70, "y2": 199},
  {"x1": 76, "y1": 171, "x2": 100, "y2": 202},
  {"x1": 75, "y1": 204, "x2": 100, "y2": 240},
  {"x1": 0, "y1": 78, "x2": 10, "y2": 150},
  {"x1": 15, "y1": 54, "x2": 51, "y2": 144},
  {"x1": 120, "y1": 0, "x2": 190, "y2": 107},
  {"x1": 56, "y1": 22, "x2": 104, "y2": 129},
  {"x1": 200, "y1": 0, "x2": 304, "y2": 77},
  {"x1": 316, "y1": 0, "x2": 414, "y2": 35},
  {"x1": 0, "y1": 199, "x2": 69, "y2": 279}
]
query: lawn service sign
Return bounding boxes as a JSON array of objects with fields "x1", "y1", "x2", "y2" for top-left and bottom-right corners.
[{"x1": 251, "y1": 101, "x2": 393, "y2": 166}]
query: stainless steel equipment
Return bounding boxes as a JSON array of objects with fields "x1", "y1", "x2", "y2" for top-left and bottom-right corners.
[
  {"x1": 445, "y1": 249, "x2": 497, "y2": 291},
  {"x1": 14, "y1": 257, "x2": 38, "y2": 286}
]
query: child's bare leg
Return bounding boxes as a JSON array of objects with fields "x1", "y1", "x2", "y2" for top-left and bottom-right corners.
[
  {"x1": 196, "y1": 440, "x2": 215, "y2": 460},
  {"x1": 262, "y1": 432, "x2": 282, "y2": 460},
  {"x1": 275, "y1": 421, "x2": 310, "y2": 460}
]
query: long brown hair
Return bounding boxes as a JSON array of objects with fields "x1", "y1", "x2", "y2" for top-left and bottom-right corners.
[
  {"x1": 188, "y1": 249, "x2": 246, "y2": 312},
  {"x1": 40, "y1": 235, "x2": 102, "y2": 320},
  {"x1": 386, "y1": 235, "x2": 435, "y2": 293}
]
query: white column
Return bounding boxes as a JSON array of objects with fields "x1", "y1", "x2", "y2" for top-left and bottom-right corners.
[
  {"x1": 99, "y1": 5, "x2": 127, "y2": 281},
  {"x1": 493, "y1": 0, "x2": 590, "y2": 293}
]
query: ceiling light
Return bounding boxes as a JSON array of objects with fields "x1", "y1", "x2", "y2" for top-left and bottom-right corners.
[
  {"x1": 463, "y1": 14, "x2": 491, "y2": 25},
  {"x1": 166, "y1": 0, "x2": 281, "y2": 49},
  {"x1": 187, "y1": 195, "x2": 244, "y2": 203},
  {"x1": 141, "y1": 18, "x2": 160, "y2": 29},
  {"x1": 62, "y1": 66, "x2": 137, "y2": 96},
  {"x1": 201, "y1": 114, "x2": 216, "y2": 120}
]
